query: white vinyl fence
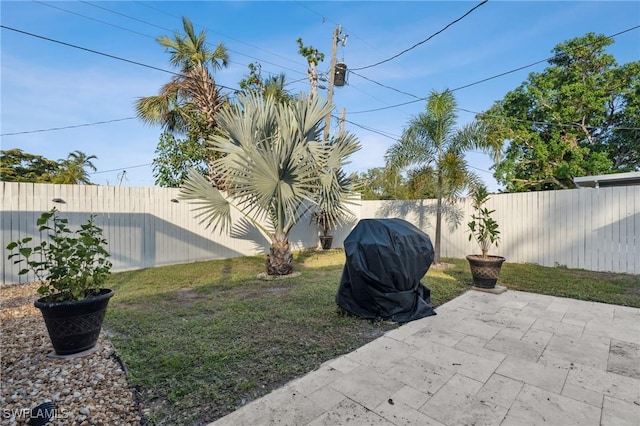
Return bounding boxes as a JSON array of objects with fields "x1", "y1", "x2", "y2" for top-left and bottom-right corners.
[
  {"x1": 1, "y1": 182, "x2": 638, "y2": 284},
  {"x1": 361, "y1": 187, "x2": 639, "y2": 275}
]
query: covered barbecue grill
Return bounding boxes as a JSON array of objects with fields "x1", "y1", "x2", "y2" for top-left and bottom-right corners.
[{"x1": 336, "y1": 218, "x2": 436, "y2": 323}]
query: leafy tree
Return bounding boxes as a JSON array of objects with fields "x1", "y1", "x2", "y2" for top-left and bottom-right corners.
[
  {"x1": 238, "y1": 62, "x2": 293, "y2": 104},
  {"x1": 179, "y1": 93, "x2": 360, "y2": 276},
  {"x1": 386, "y1": 90, "x2": 498, "y2": 264},
  {"x1": 481, "y1": 33, "x2": 639, "y2": 192},
  {"x1": 297, "y1": 38, "x2": 325, "y2": 102},
  {"x1": 135, "y1": 17, "x2": 229, "y2": 186},
  {"x1": 353, "y1": 167, "x2": 406, "y2": 200},
  {"x1": 1, "y1": 149, "x2": 60, "y2": 182},
  {"x1": 153, "y1": 130, "x2": 208, "y2": 187},
  {"x1": 54, "y1": 150, "x2": 97, "y2": 184}
]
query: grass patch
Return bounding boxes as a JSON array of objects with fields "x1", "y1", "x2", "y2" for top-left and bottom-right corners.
[{"x1": 104, "y1": 252, "x2": 639, "y2": 424}]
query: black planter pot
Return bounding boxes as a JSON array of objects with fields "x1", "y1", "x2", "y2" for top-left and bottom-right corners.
[
  {"x1": 320, "y1": 236, "x2": 334, "y2": 250},
  {"x1": 34, "y1": 289, "x2": 114, "y2": 355},
  {"x1": 466, "y1": 255, "x2": 506, "y2": 289}
]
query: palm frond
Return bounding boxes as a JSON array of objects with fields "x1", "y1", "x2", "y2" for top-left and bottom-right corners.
[{"x1": 179, "y1": 168, "x2": 231, "y2": 233}]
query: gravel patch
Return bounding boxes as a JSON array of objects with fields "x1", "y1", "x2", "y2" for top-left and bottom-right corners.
[{"x1": 1, "y1": 282, "x2": 141, "y2": 425}]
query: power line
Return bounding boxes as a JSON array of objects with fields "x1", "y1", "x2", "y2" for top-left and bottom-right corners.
[
  {"x1": 0, "y1": 24, "x2": 242, "y2": 93},
  {"x1": 35, "y1": 1, "x2": 157, "y2": 41},
  {"x1": 351, "y1": 0, "x2": 488, "y2": 71},
  {"x1": 2, "y1": 25, "x2": 175, "y2": 74},
  {"x1": 1, "y1": 117, "x2": 137, "y2": 136},
  {"x1": 351, "y1": 99, "x2": 423, "y2": 114},
  {"x1": 450, "y1": 25, "x2": 640, "y2": 92},
  {"x1": 36, "y1": 1, "x2": 305, "y2": 79},
  {"x1": 467, "y1": 164, "x2": 493, "y2": 175},
  {"x1": 349, "y1": 24, "x2": 640, "y2": 114},
  {"x1": 90, "y1": 163, "x2": 152, "y2": 175},
  {"x1": 133, "y1": 1, "x2": 307, "y2": 75},
  {"x1": 78, "y1": 0, "x2": 171, "y2": 32},
  {"x1": 346, "y1": 82, "x2": 415, "y2": 116},
  {"x1": 349, "y1": 70, "x2": 422, "y2": 99},
  {"x1": 293, "y1": 1, "x2": 381, "y2": 54},
  {"x1": 456, "y1": 108, "x2": 640, "y2": 131},
  {"x1": 339, "y1": 117, "x2": 401, "y2": 140}
]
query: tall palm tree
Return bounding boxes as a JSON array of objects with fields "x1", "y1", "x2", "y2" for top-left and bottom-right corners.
[
  {"x1": 135, "y1": 17, "x2": 229, "y2": 184},
  {"x1": 180, "y1": 93, "x2": 360, "y2": 276},
  {"x1": 386, "y1": 90, "x2": 500, "y2": 264},
  {"x1": 55, "y1": 151, "x2": 98, "y2": 184},
  {"x1": 136, "y1": 17, "x2": 228, "y2": 131}
]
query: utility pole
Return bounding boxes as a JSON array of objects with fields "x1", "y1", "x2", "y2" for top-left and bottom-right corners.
[{"x1": 324, "y1": 25, "x2": 344, "y2": 141}]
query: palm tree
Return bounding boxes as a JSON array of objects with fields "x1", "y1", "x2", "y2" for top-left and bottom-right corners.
[
  {"x1": 179, "y1": 93, "x2": 360, "y2": 276},
  {"x1": 55, "y1": 151, "x2": 98, "y2": 184},
  {"x1": 238, "y1": 63, "x2": 292, "y2": 104},
  {"x1": 135, "y1": 17, "x2": 229, "y2": 185},
  {"x1": 386, "y1": 90, "x2": 500, "y2": 264}
]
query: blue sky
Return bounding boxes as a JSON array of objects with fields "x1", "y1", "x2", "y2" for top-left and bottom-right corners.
[{"x1": 1, "y1": 1, "x2": 638, "y2": 191}]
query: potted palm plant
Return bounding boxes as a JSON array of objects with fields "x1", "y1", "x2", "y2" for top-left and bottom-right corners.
[
  {"x1": 6, "y1": 208, "x2": 113, "y2": 355},
  {"x1": 311, "y1": 169, "x2": 357, "y2": 250},
  {"x1": 466, "y1": 185, "x2": 505, "y2": 289},
  {"x1": 312, "y1": 210, "x2": 334, "y2": 250}
]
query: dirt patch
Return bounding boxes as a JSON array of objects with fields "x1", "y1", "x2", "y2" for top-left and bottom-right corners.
[
  {"x1": 430, "y1": 262, "x2": 456, "y2": 270},
  {"x1": 256, "y1": 272, "x2": 302, "y2": 281},
  {"x1": 236, "y1": 283, "x2": 298, "y2": 300}
]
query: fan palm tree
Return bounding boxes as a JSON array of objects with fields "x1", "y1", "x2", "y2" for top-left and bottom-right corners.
[
  {"x1": 54, "y1": 151, "x2": 97, "y2": 184},
  {"x1": 180, "y1": 93, "x2": 360, "y2": 275},
  {"x1": 386, "y1": 90, "x2": 500, "y2": 264}
]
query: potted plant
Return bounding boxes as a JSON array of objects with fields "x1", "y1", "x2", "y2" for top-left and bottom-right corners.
[
  {"x1": 310, "y1": 167, "x2": 358, "y2": 250},
  {"x1": 311, "y1": 209, "x2": 335, "y2": 250},
  {"x1": 466, "y1": 185, "x2": 505, "y2": 289},
  {"x1": 6, "y1": 208, "x2": 114, "y2": 355}
]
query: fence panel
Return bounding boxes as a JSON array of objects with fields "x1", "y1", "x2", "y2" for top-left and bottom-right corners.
[
  {"x1": 357, "y1": 187, "x2": 638, "y2": 274},
  {"x1": 2, "y1": 182, "x2": 638, "y2": 284}
]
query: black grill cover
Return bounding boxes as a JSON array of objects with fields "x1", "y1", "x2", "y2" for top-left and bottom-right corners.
[{"x1": 336, "y1": 218, "x2": 436, "y2": 323}]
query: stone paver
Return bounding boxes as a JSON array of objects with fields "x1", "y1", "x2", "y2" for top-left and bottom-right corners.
[
  {"x1": 502, "y1": 384, "x2": 600, "y2": 426},
  {"x1": 211, "y1": 290, "x2": 640, "y2": 425}
]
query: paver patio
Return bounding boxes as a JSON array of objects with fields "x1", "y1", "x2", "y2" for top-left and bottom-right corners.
[{"x1": 211, "y1": 290, "x2": 640, "y2": 426}]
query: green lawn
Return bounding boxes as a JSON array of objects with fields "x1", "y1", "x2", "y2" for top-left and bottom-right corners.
[{"x1": 104, "y1": 251, "x2": 640, "y2": 425}]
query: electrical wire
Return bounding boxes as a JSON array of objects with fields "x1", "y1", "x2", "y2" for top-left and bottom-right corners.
[
  {"x1": 456, "y1": 108, "x2": 640, "y2": 131},
  {"x1": 0, "y1": 25, "x2": 242, "y2": 93},
  {"x1": 1, "y1": 117, "x2": 137, "y2": 137},
  {"x1": 292, "y1": 1, "x2": 381, "y2": 54},
  {"x1": 133, "y1": 1, "x2": 307, "y2": 74},
  {"x1": 35, "y1": 0, "x2": 306, "y2": 79},
  {"x1": 351, "y1": 0, "x2": 488, "y2": 71},
  {"x1": 349, "y1": 70, "x2": 422, "y2": 99},
  {"x1": 34, "y1": 1, "x2": 157, "y2": 41},
  {"x1": 349, "y1": 24, "x2": 640, "y2": 114},
  {"x1": 340, "y1": 118, "x2": 401, "y2": 140},
  {"x1": 90, "y1": 163, "x2": 152, "y2": 175}
]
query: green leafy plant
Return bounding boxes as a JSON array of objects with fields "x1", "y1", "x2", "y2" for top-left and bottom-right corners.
[
  {"x1": 467, "y1": 185, "x2": 500, "y2": 258},
  {"x1": 6, "y1": 208, "x2": 112, "y2": 302}
]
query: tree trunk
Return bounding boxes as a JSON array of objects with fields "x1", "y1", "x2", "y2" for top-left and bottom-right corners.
[
  {"x1": 434, "y1": 162, "x2": 443, "y2": 265},
  {"x1": 307, "y1": 62, "x2": 318, "y2": 103},
  {"x1": 435, "y1": 196, "x2": 442, "y2": 265},
  {"x1": 266, "y1": 238, "x2": 293, "y2": 276}
]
